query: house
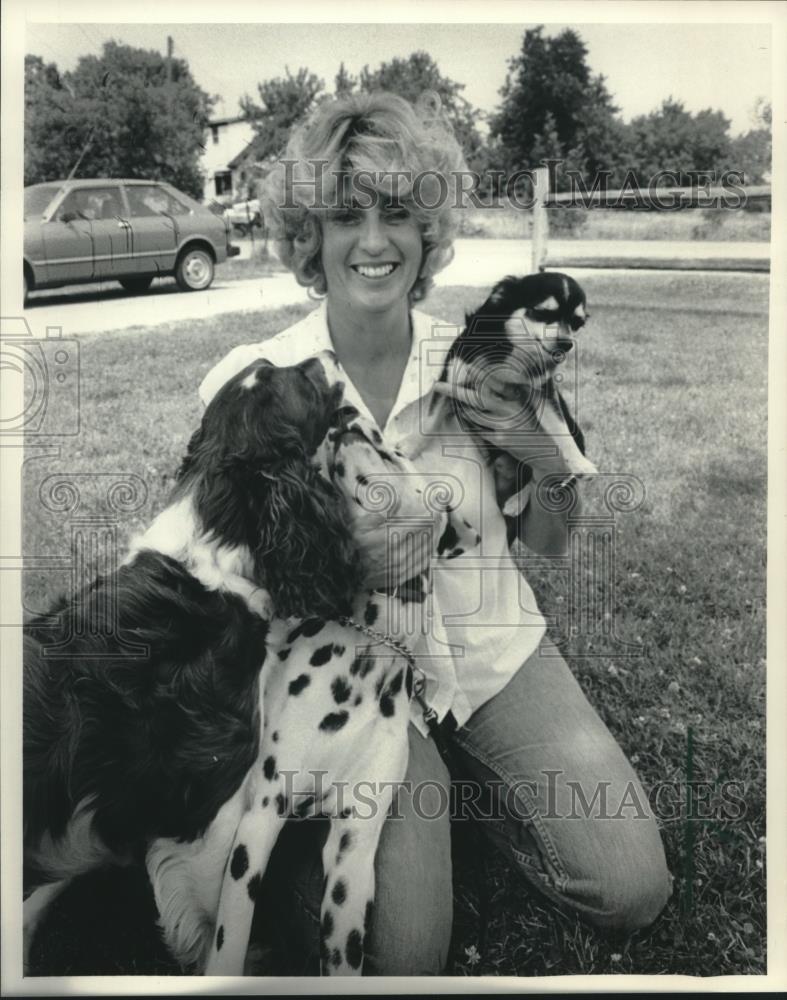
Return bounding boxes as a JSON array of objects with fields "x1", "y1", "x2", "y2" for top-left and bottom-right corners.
[{"x1": 200, "y1": 116, "x2": 255, "y2": 203}]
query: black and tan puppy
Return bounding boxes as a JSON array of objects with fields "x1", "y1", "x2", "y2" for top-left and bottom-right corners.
[{"x1": 432, "y1": 271, "x2": 596, "y2": 524}]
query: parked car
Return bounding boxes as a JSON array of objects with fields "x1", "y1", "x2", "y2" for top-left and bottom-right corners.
[
  {"x1": 224, "y1": 198, "x2": 264, "y2": 237},
  {"x1": 23, "y1": 178, "x2": 240, "y2": 302}
]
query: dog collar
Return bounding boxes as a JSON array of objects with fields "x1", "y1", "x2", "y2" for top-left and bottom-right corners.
[{"x1": 337, "y1": 615, "x2": 438, "y2": 729}]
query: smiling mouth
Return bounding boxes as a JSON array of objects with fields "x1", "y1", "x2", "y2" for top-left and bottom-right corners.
[{"x1": 351, "y1": 263, "x2": 399, "y2": 279}]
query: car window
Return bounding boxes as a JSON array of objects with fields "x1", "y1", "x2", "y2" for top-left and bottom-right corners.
[
  {"x1": 56, "y1": 187, "x2": 124, "y2": 222},
  {"x1": 24, "y1": 184, "x2": 65, "y2": 220},
  {"x1": 125, "y1": 185, "x2": 191, "y2": 218}
]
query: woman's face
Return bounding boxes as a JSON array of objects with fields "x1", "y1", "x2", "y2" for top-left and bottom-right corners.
[{"x1": 319, "y1": 196, "x2": 423, "y2": 315}]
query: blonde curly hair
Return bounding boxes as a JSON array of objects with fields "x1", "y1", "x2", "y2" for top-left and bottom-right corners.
[{"x1": 263, "y1": 91, "x2": 469, "y2": 304}]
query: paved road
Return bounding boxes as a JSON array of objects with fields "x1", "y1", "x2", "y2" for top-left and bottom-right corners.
[{"x1": 21, "y1": 238, "x2": 770, "y2": 337}]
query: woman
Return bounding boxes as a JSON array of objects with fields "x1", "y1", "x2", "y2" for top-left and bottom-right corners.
[{"x1": 201, "y1": 91, "x2": 672, "y2": 975}]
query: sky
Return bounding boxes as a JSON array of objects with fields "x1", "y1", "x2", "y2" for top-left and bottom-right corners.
[{"x1": 25, "y1": 19, "x2": 772, "y2": 136}]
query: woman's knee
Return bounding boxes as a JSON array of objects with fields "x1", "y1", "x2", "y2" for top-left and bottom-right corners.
[{"x1": 525, "y1": 812, "x2": 674, "y2": 933}]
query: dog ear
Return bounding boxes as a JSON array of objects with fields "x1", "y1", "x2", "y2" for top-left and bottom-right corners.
[{"x1": 251, "y1": 461, "x2": 365, "y2": 619}]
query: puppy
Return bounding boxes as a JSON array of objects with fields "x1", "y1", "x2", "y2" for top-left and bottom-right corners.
[
  {"x1": 23, "y1": 356, "x2": 361, "y2": 972},
  {"x1": 431, "y1": 272, "x2": 596, "y2": 525}
]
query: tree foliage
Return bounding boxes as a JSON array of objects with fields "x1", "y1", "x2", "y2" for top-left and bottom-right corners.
[
  {"x1": 490, "y1": 27, "x2": 625, "y2": 187},
  {"x1": 624, "y1": 98, "x2": 733, "y2": 184},
  {"x1": 240, "y1": 66, "x2": 325, "y2": 164},
  {"x1": 728, "y1": 100, "x2": 772, "y2": 184},
  {"x1": 25, "y1": 42, "x2": 215, "y2": 197}
]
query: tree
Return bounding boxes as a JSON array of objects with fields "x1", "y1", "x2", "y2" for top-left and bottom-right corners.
[
  {"x1": 25, "y1": 42, "x2": 215, "y2": 197},
  {"x1": 626, "y1": 98, "x2": 732, "y2": 184},
  {"x1": 728, "y1": 99, "x2": 771, "y2": 184},
  {"x1": 489, "y1": 27, "x2": 626, "y2": 187},
  {"x1": 241, "y1": 67, "x2": 325, "y2": 164}
]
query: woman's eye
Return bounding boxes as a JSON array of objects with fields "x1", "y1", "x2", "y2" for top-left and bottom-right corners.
[
  {"x1": 328, "y1": 209, "x2": 359, "y2": 225},
  {"x1": 384, "y1": 206, "x2": 411, "y2": 222}
]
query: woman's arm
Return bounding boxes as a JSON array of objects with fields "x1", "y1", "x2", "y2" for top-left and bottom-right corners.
[{"x1": 514, "y1": 471, "x2": 578, "y2": 556}]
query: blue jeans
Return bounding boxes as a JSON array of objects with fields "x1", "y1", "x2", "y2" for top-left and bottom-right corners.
[{"x1": 256, "y1": 639, "x2": 673, "y2": 975}]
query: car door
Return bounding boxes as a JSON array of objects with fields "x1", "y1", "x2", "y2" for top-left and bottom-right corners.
[
  {"x1": 42, "y1": 185, "x2": 133, "y2": 284},
  {"x1": 123, "y1": 183, "x2": 187, "y2": 277}
]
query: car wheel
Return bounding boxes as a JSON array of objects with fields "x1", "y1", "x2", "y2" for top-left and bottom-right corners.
[
  {"x1": 119, "y1": 277, "x2": 154, "y2": 294},
  {"x1": 175, "y1": 247, "x2": 214, "y2": 291}
]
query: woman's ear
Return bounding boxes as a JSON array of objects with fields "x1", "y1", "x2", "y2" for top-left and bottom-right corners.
[{"x1": 251, "y1": 462, "x2": 364, "y2": 619}]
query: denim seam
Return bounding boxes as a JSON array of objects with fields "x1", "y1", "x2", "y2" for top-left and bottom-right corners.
[{"x1": 451, "y1": 730, "x2": 569, "y2": 887}]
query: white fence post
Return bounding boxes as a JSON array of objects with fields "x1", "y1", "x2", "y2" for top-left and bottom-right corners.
[{"x1": 532, "y1": 166, "x2": 550, "y2": 273}]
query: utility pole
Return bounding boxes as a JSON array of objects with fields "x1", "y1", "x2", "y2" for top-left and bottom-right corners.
[{"x1": 166, "y1": 36, "x2": 174, "y2": 116}]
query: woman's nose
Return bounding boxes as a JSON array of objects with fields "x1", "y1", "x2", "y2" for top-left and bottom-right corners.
[{"x1": 357, "y1": 211, "x2": 388, "y2": 254}]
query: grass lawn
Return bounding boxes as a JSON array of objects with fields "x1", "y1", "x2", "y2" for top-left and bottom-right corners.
[{"x1": 22, "y1": 271, "x2": 768, "y2": 977}]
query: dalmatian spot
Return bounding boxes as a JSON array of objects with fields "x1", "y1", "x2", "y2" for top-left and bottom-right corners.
[
  {"x1": 216, "y1": 925, "x2": 224, "y2": 951},
  {"x1": 263, "y1": 755, "x2": 277, "y2": 780},
  {"x1": 354, "y1": 694, "x2": 362, "y2": 706},
  {"x1": 405, "y1": 665, "x2": 413, "y2": 700},
  {"x1": 319, "y1": 710, "x2": 349, "y2": 732},
  {"x1": 363, "y1": 900, "x2": 374, "y2": 951},
  {"x1": 437, "y1": 522, "x2": 458, "y2": 555},
  {"x1": 379, "y1": 668, "x2": 404, "y2": 717},
  {"x1": 339, "y1": 830, "x2": 353, "y2": 855},
  {"x1": 475, "y1": 533, "x2": 482, "y2": 545},
  {"x1": 294, "y1": 793, "x2": 316, "y2": 818},
  {"x1": 332, "y1": 879, "x2": 347, "y2": 905},
  {"x1": 359, "y1": 656, "x2": 376, "y2": 679},
  {"x1": 333, "y1": 644, "x2": 346, "y2": 657},
  {"x1": 262, "y1": 796, "x2": 269, "y2": 808},
  {"x1": 331, "y1": 676, "x2": 352, "y2": 704},
  {"x1": 230, "y1": 844, "x2": 249, "y2": 880},
  {"x1": 289, "y1": 673, "x2": 311, "y2": 696},
  {"x1": 346, "y1": 928, "x2": 363, "y2": 970},
  {"x1": 247, "y1": 873, "x2": 262, "y2": 902},
  {"x1": 349, "y1": 655, "x2": 362, "y2": 676},
  {"x1": 463, "y1": 518, "x2": 472, "y2": 528},
  {"x1": 356, "y1": 473, "x2": 369, "y2": 486},
  {"x1": 272, "y1": 731, "x2": 279, "y2": 742},
  {"x1": 364, "y1": 601, "x2": 379, "y2": 626},
  {"x1": 275, "y1": 793, "x2": 288, "y2": 816},
  {"x1": 321, "y1": 909, "x2": 334, "y2": 938},
  {"x1": 339, "y1": 806, "x2": 353, "y2": 819},
  {"x1": 397, "y1": 573, "x2": 427, "y2": 604},
  {"x1": 278, "y1": 647, "x2": 291, "y2": 661},
  {"x1": 447, "y1": 547, "x2": 465, "y2": 560},
  {"x1": 310, "y1": 644, "x2": 335, "y2": 667},
  {"x1": 375, "y1": 673, "x2": 386, "y2": 699},
  {"x1": 331, "y1": 947, "x2": 343, "y2": 968},
  {"x1": 287, "y1": 618, "x2": 325, "y2": 643}
]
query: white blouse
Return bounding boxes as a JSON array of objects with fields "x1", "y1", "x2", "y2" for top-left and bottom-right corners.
[{"x1": 199, "y1": 302, "x2": 547, "y2": 736}]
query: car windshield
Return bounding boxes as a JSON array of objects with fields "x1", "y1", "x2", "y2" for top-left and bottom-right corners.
[{"x1": 24, "y1": 184, "x2": 65, "y2": 220}]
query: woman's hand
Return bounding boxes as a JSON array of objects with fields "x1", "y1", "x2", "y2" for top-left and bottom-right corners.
[
  {"x1": 432, "y1": 356, "x2": 596, "y2": 480},
  {"x1": 346, "y1": 502, "x2": 436, "y2": 590}
]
